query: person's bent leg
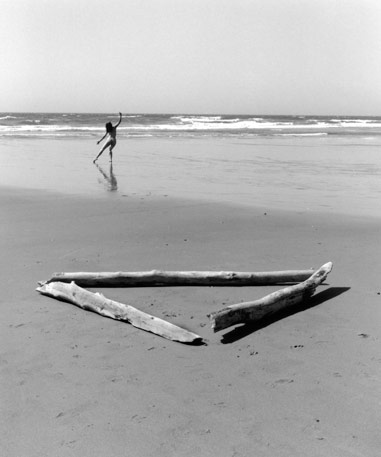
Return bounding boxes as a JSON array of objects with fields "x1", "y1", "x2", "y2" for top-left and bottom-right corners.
[
  {"x1": 108, "y1": 140, "x2": 115, "y2": 162},
  {"x1": 93, "y1": 141, "x2": 111, "y2": 163}
]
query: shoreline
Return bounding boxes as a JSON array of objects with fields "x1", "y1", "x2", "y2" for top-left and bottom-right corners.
[
  {"x1": 1, "y1": 136, "x2": 381, "y2": 219},
  {"x1": 2, "y1": 185, "x2": 381, "y2": 456},
  {"x1": 3, "y1": 180, "x2": 381, "y2": 223}
]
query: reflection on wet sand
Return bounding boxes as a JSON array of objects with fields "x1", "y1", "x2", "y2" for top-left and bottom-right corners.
[{"x1": 94, "y1": 163, "x2": 118, "y2": 191}]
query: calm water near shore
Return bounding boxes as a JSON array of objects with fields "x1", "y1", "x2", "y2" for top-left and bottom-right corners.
[{"x1": 1, "y1": 134, "x2": 381, "y2": 218}]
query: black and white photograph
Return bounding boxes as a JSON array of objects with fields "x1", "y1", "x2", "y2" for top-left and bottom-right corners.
[{"x1": 1, "y1": 1, "x2": 381, "y2": 456}]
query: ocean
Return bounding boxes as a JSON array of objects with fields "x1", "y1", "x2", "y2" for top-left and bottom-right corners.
[
  {"x1": 1, "y1": 112, "x2": 381, "y2": 217},
  {"x1": 2, "y1": 113, "x2": 381, "y2": 139}
]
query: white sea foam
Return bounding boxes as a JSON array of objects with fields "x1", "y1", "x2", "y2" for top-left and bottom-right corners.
[
  {"x1": 181, "y1": 116, "x2": 223, "y2": 122},
  {"x1": 122, "y1": 119, "x2": 298, "y2": 130},
  {"x1": 0, "y1": 125, "x2": 102, "y2": 132},
  {"x1": 0, "y1": 115, "x2": 18, "y2": 120},
  {"x1": 2, "y1": 113, "x2": 381, "y2": 139},
  {"x1": 275, "y1": 133, "x2": 328, "y2": 137}
]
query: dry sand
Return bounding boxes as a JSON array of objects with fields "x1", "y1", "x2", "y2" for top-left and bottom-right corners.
[{"x1": 1, "y1": 137, "x2": 381, "y2": 456}]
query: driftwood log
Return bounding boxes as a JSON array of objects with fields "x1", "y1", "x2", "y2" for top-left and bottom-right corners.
[
  {"x1": 208, "y1": 262, "x2": 333, "y2": 332},
  {"x1": 36, "y1": 281, "x2": 204, "y2": 344},
  {"x1": 40, "y1": 269, "x2": 315, "y2": 287}
]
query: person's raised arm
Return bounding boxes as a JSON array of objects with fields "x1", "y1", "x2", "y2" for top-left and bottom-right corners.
[{"x1": 115, "y1": 112, "x2": 122, "y2": 127}]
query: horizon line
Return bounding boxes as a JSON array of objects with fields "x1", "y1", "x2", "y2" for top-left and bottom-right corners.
[{"x1": 2, "y1": 111, "x2": 381, "y2": 117}]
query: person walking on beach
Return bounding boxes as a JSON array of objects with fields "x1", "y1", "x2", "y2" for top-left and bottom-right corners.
[{"x1": 93, "y1": 112, "x2": 122, "y2": 163}]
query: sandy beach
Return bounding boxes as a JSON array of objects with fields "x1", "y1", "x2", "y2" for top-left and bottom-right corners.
[{"x1": 2, "y1": 136, "x2": 381, "y2": 456}]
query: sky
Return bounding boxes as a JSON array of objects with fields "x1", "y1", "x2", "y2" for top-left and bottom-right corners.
[{"x1": 1, "y1": 0, "x2": 381, "y2": 115}]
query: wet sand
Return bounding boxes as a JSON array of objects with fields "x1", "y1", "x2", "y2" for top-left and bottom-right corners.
[
  {"x1": 1, "y1": 137, "x2": 381, "y2": 456},
  {"x1": 1, "y1": 136, "x2": 381, "y2": 216}
]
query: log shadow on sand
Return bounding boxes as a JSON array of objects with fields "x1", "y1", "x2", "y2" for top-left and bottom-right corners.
[{"x1": 220, "y1": 286, "x2": 350, "y2": 344}]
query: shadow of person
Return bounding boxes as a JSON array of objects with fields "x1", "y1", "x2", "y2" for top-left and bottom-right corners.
[
  {"x1": 94, "y1": 162, "x2": 118, "y2": 191},
  {"x1": 220, "y1": 286, "x2": 351, "y2": 344}
]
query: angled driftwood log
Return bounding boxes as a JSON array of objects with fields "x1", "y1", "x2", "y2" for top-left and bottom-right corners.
[
  {"x1": 208, "y1": 262, "x2": 333, "y2": 333},
  {"x1": 36, "y1": 281, "x2": 204, "y2": 344},
  {"x1": 40, "y1": 269, "x2": 315, "y2": 288}
]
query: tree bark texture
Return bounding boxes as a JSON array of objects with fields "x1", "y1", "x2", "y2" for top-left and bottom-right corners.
[
  {"x1": 36, "y1": 281, "x2": 204, "y2": 344},
  {"x1": 40, "y1": 269, "x2": 315, "y2": 287},
  {"x1": 208, "y1": 262, "x2": 333, "y2": 332}
]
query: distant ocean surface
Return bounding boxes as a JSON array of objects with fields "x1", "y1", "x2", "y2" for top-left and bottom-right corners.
[
  {"x1": 2, "y1": 113, "x2": 381, "y2": 139},
  {"x1": 1, "y1": 112, "x2": 381, "y2": 217}
]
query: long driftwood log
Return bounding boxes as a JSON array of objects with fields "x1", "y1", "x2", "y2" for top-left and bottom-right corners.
[
  {"x1": 208, "y1": 262, "x2": 333, "y2": 332},
  {"x1": 40, "y1": 269, "x2": 315, "y2": 287},
  {"x1": 36, "y1": 281, "x2": 204, "y2": 344}
]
